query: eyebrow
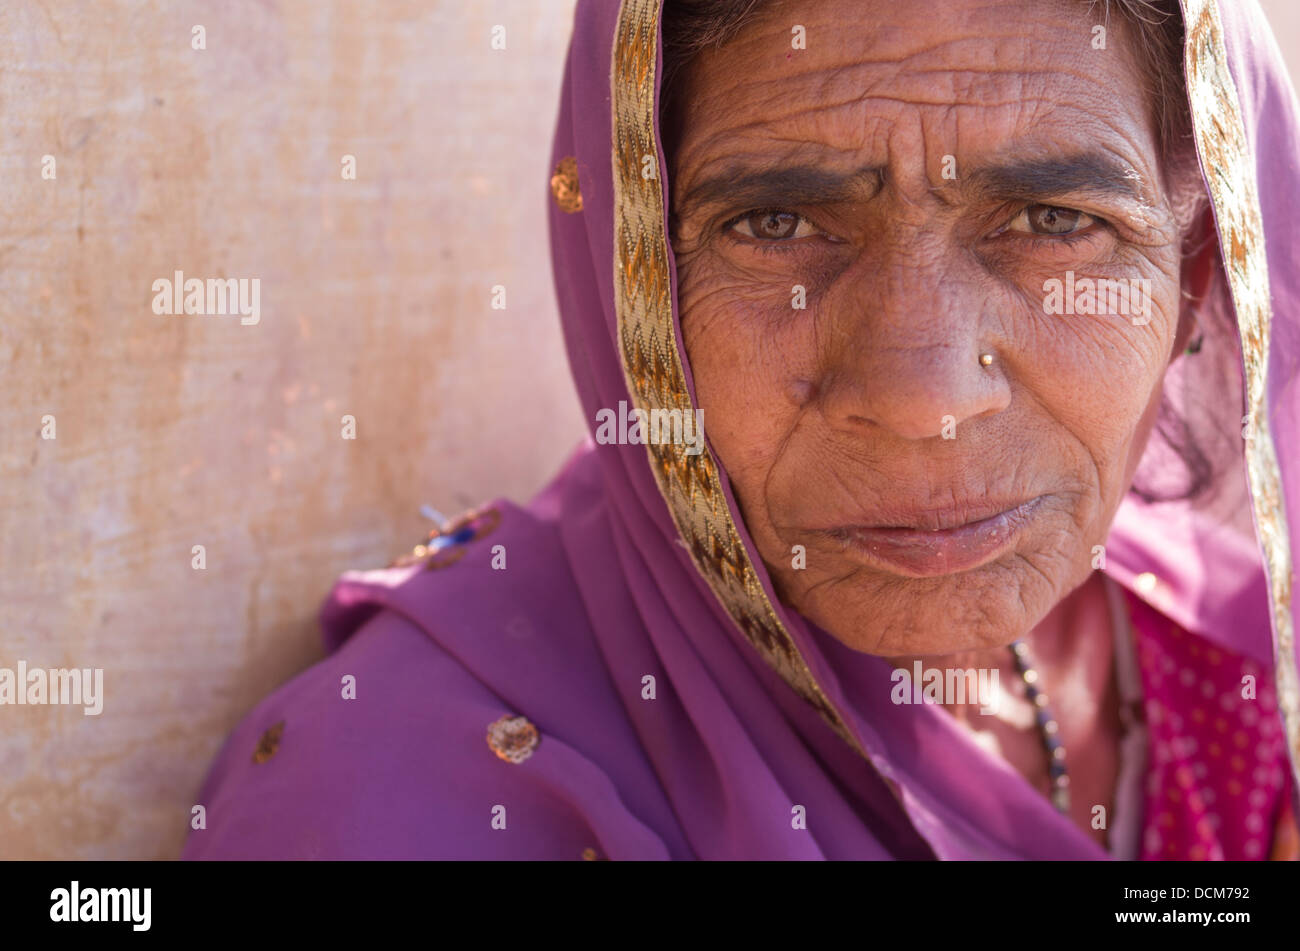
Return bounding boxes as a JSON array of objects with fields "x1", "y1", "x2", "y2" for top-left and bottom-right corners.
[
  {"x1": 958, "y1": 154, "x2": 1151, "y2": 207},
  {"x1": 675, "y1": 164, "x2": 885, "y2": 217},
  {"x1": 673, "y1": 153, "x2": 1151, "y2": 218}
]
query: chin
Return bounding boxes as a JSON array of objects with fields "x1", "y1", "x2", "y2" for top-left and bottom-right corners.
[{"x1": 783, "y1": 546, "x2": 1084, "y2": 656}]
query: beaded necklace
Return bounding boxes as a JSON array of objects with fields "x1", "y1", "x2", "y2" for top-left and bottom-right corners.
[{"x1": 1009, "y1": 639, "x2": 1070, "y2": 813}]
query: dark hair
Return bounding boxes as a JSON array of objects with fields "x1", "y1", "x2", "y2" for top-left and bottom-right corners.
[{"x1": 659, "y1": 0, "x2": 1234, "y2": 506}]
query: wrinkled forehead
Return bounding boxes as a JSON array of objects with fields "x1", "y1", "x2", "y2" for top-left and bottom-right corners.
[{"x1": 666, "y1": 0, "x2": 1162, "y2": 209}]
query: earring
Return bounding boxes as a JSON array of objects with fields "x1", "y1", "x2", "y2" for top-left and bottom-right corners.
[{"x1": 979, "y1": 353, "x2": 994, "y2": 367}]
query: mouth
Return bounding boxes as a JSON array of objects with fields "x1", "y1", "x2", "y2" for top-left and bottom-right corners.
[{"x1": 816, "y1": 496, "x2": 1048, "y2": 578}]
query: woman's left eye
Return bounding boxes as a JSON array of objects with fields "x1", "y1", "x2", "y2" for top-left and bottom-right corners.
[
  {"x1": 726, "y1": 209, "x2": 821, "y2": 241},
  {"x1": 1006, "y1": 204, "x2": 1099, "y2": 236}
]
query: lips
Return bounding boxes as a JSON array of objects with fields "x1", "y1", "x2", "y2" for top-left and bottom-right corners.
[{"x1": 818, "y1": 496, "x2": 1047, "y2": 577}]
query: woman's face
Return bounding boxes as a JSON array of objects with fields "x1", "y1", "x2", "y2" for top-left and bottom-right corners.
[{"x1": 671, "y1": 0, "x2": 1194, "y2": 655}]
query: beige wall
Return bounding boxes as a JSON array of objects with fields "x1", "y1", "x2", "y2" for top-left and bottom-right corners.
[
  {"x1": 1261, "y1": 0, "x2": 1300, "y2": 81},
  {"x1": 0, "y1": 0, "x2": 582, "y2": 859},
  {"x1": 1, "y1": 0, "x2": 1296, "y2": 860}
]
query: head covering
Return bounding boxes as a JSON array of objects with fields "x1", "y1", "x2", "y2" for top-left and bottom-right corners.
[{"x1": 183, "y1": 0, "x2": 1298, "y2": 860}]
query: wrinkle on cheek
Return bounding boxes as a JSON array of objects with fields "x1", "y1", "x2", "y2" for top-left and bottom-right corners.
[
  {"x1": 1053, "y1": 303, "x2": 1178, "y2": 388},
  {"x1": 681, "y1": 267, "x2": 830, "y2": 348},
  {"x1": 758, "y1": 408, "x2": 820, "y2": 541},
  {"x1": 684, "y1": 323, "x2": 805, "y2": 480},
  {"x1": 681, "y1": 284, "x2": 787, "y2": 347}
]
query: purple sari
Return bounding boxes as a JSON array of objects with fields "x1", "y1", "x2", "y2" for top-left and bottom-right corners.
[{"x1": 183, "y1": 0, "x2": 1300, "y2": 860}]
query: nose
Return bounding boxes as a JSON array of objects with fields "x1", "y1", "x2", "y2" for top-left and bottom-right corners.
[{"x1": 814, "y1": 259, "x2": 1011, "y2": 441}]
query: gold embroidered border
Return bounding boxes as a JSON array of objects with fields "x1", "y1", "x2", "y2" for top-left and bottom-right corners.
[
  {"x1": 1182, "y1": 0, "x2": 1300, "y2": 805},
  {"x1": 608, "y1": 0, "x2": 860, "y2": 752}
]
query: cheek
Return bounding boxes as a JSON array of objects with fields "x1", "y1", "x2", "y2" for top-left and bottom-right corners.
[
  {"x1": 1118, "y1": 360, "x2": 1170, "y2": 490},
  {"x1": 678, "y1": 257, "x2": 813, "y2": 496},
  {"x1": 1010, "y1": 276, "x2": 1180, "y2": 490}
]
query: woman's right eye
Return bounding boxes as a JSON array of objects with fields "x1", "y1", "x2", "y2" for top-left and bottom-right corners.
[{"x1": 726, "y1": 209, "x2": 821, "y2": 241}]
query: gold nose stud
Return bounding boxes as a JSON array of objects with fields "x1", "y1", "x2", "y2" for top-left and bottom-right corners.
[{"x1": 979, "y1": 353, "x2": 994, "y2": 367}]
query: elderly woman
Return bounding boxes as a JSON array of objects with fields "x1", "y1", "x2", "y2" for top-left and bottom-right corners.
[{"x1": 184, "y1": 0, "x2": 1300, "y2": 860}]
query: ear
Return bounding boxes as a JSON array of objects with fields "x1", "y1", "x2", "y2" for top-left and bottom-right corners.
[{"x1": 1172, "y1": 205, "x2": 1220, "y2": 358}]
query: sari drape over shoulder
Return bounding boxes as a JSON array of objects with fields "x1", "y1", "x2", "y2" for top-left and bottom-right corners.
[{"x1": 183, "y1": 0, "x2": 1300, "y2": 860}]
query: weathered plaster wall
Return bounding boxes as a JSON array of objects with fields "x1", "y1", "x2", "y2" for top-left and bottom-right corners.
[{"x1": 0, "y1": 0, "x2": 583, "y2": 859}]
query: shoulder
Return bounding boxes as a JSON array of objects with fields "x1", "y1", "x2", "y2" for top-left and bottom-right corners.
[
  {"x1": 184, "y1": 608, "x2": 667, "y2": 859},
  {"x1": 184, "y1": 497, "x2": 673, "y2": 860}
]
